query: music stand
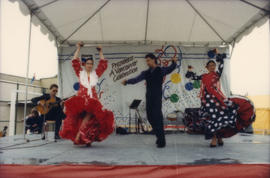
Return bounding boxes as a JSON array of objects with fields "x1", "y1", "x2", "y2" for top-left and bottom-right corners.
[
  {"x1": 128, "y1": 99, "x2": 146, "y2": 133},
  {"x1": 129, "y1": 100, "x2": 141, "y2": 109}
]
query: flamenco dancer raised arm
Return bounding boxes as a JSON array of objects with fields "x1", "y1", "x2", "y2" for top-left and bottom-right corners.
[
  {"x1": 71, "y1": 42, "x2": 108, "y2": 78},
  {"x1": 185, "y1": 50, "x2": 255, "y2": 148},
  {"x1": 185, "y1": 65, "x2": 202, "y2": 81},
  {"x1": 74, "y1": 42, "x2": 83, "y2": 59},
  {"x1": 71, "y1": 42, "x2": 83, "y2": 77},
  {"x1": 60, "y1": 42, "x2": 114, "y2": 147},
  {"x1": 95, "y1": 46, "x2": 108, "y2": 77},
  {"x1": 186, "y1": 53, "x2": 226, "y2": 105},
  {"x1": 186, "y1": 53, "x2": 224, "y2": 81}
]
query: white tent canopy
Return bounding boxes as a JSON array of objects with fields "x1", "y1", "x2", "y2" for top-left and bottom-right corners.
[
  {"x1": 7, "y1": 0, "x2": 270, "y2": 137},
  {"x1": 15, "y1": 0, "x2": 269, "y2": 47}
]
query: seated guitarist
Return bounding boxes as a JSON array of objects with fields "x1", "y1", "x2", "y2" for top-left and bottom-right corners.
[{"x1": 31, "y1": 84, "x2": 65, "y2": 139}]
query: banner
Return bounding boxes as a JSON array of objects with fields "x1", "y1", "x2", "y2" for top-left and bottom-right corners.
[{"x1": 58, "y1": 45, "x2": 230, "y2": 127}]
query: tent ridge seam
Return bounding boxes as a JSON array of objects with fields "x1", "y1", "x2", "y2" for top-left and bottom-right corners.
[
  {"x1": 61, "y1": 0, "x2": 111, "y2": 44},
  {"x1": 185, "y1": 0, "x2": 227, "y2": 44}
]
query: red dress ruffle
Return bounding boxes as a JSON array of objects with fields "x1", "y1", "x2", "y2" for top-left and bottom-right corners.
[
  {"x1": 60, "y1": 95, "x2": 114, "y2": 144},
  {"x1": 216, "y1": 96, "x2": 256, "y2": 138}
]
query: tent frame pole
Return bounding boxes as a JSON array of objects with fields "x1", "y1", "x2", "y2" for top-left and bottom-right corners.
[
  {"x1": 61, "y1": 40, "x2": 227, "y2": 47},
  {"x1": 144, "y1": 0, "x2": 150, "y2": 44},
  {"x1": 57, "y1": 46, "x2": 64, "y2": 98},
  {"x1": 229, "y1": 40, "x2": 236, "y2": 60},
  {"x1": 32, "y1": 0, "x2": 59, "y2": 12},
  {"x1": 22, "y1": 12, "x2": 33, "y2": 140},
  {"x1": 185, "y1": 0, "x2": 227, "y2": 43},
  {"x1": 61, "y1": 0, "x2": 111, "y2": 44},
  {"x1": 21, "y1": 0, "x2": 64, "y2": 44},
  {"x1": 240, "y1": 0, "x2": 270, "y2": 14}
]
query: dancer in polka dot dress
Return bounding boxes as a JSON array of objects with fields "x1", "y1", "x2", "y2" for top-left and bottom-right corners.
[
  {"x1": 186, "y1": 54, "x2": 238, "y2": 147},
  {"x1": 60, "y1": 42, "x2": 114, "y2": 146}
]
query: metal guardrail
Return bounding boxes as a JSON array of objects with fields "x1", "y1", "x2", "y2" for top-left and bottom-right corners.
[
  {"x1": 0, "y1": 79, "x2": 47, "y2": 89},
  {"x1": 0, "y1": 80, "x2": 46, "y2": 134}
]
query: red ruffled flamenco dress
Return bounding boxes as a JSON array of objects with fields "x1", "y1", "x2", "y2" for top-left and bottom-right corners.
[{"x1": 60, "y1": 58, "x2": 114, "y2": 145}]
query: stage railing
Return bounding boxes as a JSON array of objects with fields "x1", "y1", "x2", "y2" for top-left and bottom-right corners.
[{"x1": 0, "y1": 80, "x2": 47, "y2": 137}]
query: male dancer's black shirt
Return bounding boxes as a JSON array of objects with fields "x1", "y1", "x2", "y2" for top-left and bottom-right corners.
[
  {"x1": 126, "y1": 61, "x2": 177, "y2": 147},
  {"x1": 126, "y1": 61, "x2": 177, "y2": 97}
]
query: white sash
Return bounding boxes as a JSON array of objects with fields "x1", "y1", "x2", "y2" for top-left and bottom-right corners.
[{"x1": 79, "y1": 70, "x2": 98, "y2": 97}]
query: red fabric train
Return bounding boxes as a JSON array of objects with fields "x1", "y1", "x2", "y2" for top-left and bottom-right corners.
[{"x1": 217, "y1": 96, "x2": 256, "y2": 138}]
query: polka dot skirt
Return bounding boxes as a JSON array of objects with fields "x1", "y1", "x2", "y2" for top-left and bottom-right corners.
[{"x1": 200, "y1": 89, "x2": 238, "y2": 139}]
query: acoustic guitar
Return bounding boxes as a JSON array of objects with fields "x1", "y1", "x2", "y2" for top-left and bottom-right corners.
[{"x1": 35, "y1": 98, "x2": 63, "y2": 115}]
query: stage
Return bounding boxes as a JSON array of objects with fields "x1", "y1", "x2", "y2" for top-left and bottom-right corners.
[{"x1": 0, "y1": 133, "x2": 270, "y2": 177}]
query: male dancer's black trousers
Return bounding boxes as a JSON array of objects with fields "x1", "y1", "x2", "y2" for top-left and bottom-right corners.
[{"x1": 146, "y1": 95, "x2": 165, "y2": 143}]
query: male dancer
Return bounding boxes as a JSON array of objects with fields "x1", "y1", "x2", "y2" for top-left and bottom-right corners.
[
  {"x1": 31, "y1": 84, "x2": 65, "y2": 139},
  {"x1": 122, "y1": 53, "x2": 177, "y2": 148}
]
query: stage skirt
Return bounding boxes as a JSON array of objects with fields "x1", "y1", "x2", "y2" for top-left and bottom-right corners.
[
  {"x1": 200, "y1": 91, "x2": 255, "y2": 139},
  {"x1": 216, "y1": 95, "x2": 256, "y2": 138},
  {"x1": 60, "y1": 95, "x2": 114, "y2": 145}
]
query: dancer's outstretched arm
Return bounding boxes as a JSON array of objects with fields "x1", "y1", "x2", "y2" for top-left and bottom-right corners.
[
  {"x1": 185, "y1": 66, "x2": 202, "y2": 80},
  {"x1": 216, "y1": 57, "x2": 224, "y2": 78},
  {"x1": 190, "y1": 73, "x2": 202, "y2": 80},
  {"x1": 122, "y1": 71, "x2": 146, "y2": 85},
  {"x1": 73, "y1": 42, "x2": 83, "y2": 59},
  {"x1": 96, "y1": 46, "x2": 108, "y2": 77},
  {"x1": 97, "y1": 45, "x2": 105, "y2": 60},
  {"x1": 72, "y1": 42, "x2": 83, "y2": 77},
  {"x1": 161, "y1": 57, "x2": 177, "y2": 76}
]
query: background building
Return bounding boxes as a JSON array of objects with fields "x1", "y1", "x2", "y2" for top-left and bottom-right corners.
[{"x1": 0, "y1": 73, "x2": 57, "y2": 135}]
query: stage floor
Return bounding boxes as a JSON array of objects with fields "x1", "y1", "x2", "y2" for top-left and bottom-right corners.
[{"x1": 0, "y1": 133, "x2": 269, "y2": 165}]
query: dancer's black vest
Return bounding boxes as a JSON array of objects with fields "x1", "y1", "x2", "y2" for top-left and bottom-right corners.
[{"x1": 145, "y1": 67, "x2": 163, "y2": 100}]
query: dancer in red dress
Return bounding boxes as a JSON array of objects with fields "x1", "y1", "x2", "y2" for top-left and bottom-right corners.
[
  {"x1": 186, "y1": 51, "x2": 255, "y2": 147},
  {"x1": 60, "y1": 42, "x2": 114, "y2": 146}
]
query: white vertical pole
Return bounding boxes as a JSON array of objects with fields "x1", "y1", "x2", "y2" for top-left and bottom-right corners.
[
  {"x1": 0, "y1": 0, "x2": 2, "y2": 64},
  {"x1": 9, "y1": 91, "x2": 17, "y2": 136},
  {"x1": 23, "y1": 12, "x2": 33, "y2": 139},
  {"x1": 57, "y1": 46, "x2": 64, "y2": 98}
]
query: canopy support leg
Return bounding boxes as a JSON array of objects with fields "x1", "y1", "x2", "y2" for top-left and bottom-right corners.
[{"x1": 23, "y1": 12, "x2": 33, "y2": 140}]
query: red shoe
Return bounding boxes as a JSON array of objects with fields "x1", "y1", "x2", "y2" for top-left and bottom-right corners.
[
  {"x1": 86, "y1": 143, "x2": 92, "y2": 147},
  {"x1": 74, "y1": 137, "x2": 81, "y2": 145}
]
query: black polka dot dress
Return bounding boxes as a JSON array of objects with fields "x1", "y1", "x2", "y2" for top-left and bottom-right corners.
[
  {"x1": 186, "y1": 56, "x2": 239, "y2": 139},
  {"x1": 200, "y1": 89, "x2": 238, "y2": 139}
]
